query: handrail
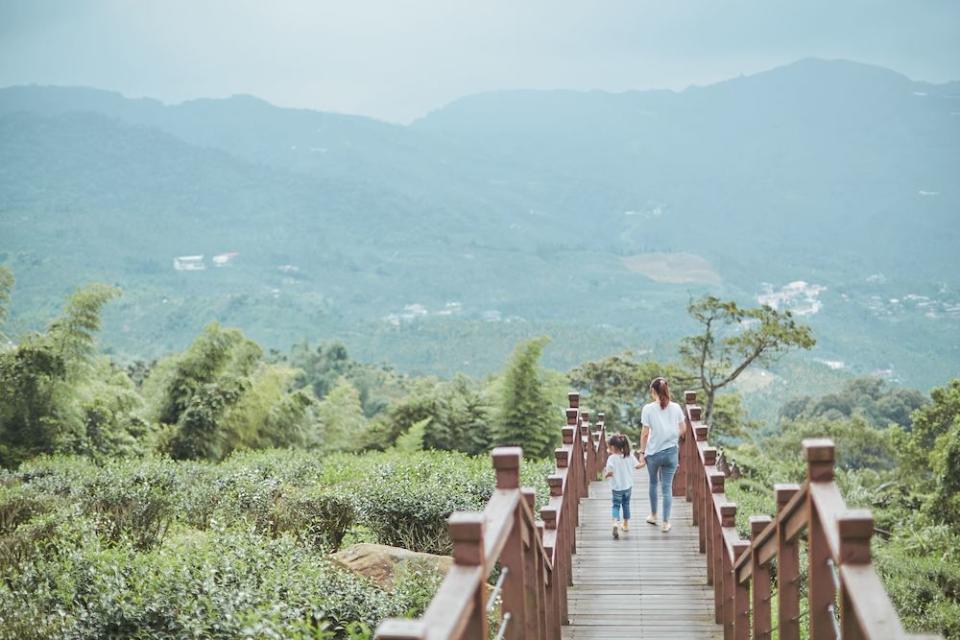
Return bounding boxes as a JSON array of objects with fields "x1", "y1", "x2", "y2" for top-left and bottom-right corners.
[
  {"x1": 679, "y1": 390, "x2": 943, "y2": 640},
  {"x1": 375, "y1": 392, "x2": 608, "y2": 640}
]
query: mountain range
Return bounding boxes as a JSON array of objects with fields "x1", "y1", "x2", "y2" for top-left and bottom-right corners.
[{"x1": 1, "y1": 58, "x2": 957, "y2": 391}]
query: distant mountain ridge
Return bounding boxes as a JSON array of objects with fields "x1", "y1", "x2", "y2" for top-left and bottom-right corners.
[{"x1": 1, "y1": 59, "x2": 958, "y2": 387}]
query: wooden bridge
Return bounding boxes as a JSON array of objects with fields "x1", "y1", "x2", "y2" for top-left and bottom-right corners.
[{"x1": 375, "y1": 392, "x2": 941, "y2": 640}]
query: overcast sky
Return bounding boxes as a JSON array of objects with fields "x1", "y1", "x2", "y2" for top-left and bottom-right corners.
[{"x1": 1, "y1": 0, "x2": 958, "y2": 123}]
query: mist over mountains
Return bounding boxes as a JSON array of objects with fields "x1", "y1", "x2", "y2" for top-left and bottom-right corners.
[{"x1": 1, "y1": 58, "x2": 957, "y2": 389}]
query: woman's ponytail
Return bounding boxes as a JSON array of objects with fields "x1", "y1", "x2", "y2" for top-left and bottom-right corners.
[{"x1": 650, "y1": 377, "x2": 671, "y2": 410}]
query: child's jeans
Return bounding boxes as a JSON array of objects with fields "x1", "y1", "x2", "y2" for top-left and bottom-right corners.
[{"x1": 611, "y1": 488, "x2": 632, "y2": 521}]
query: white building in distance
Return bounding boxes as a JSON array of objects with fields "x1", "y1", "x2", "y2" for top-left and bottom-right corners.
[{"x1": 174, "y1": 255, "x2": 206, "y2": 271}]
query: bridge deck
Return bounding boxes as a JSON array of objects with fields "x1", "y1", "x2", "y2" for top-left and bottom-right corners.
[{"x1": 564, "y1": 465, "x2": 722, "y2": 639}]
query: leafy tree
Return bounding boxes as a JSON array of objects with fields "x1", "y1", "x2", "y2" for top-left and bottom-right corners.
[
  {"x1": 147, "y1": 323, "x2": 261, "y2": 427},
  {"x1": 930, "y1": 421, "x2": 960, "y2": 527},
  {"x1": 395, "y1": 417, "x2": 431, "y2": 452},
  {"x1": 46, "y1": 283, "x2": 120, "y2": 370},
  {"x1": 679, "y1": 295, "x2": 815, "y2": 425},
  {"x1": 568, "y1": 352, "x2": 695, "y2": 430},
  {"x1": 780, "y1": 376, "x2": 927, "y2": 429},
  {"x1": 0, "y1": 281, "x2": 136, "y2": 466},
  {"x1": 281, "y1": 340, "x2": 410, "y2": 418},
  {"x1": 493, "y1": 337, "x2": 558, "y2": 459},
  {"x1": 768, "y1": 416, "x2": 898, "y2": 470},
  {"x1": 147, "y1": 323, "x2": 321, "y2": 460},
  {"x1": 417, "y1": 375, "x2": 491, "y2": 455},
  {"x1": 894, "y1": 379, "x2": 960, "y2": 487},
  {"x1": 709, "y1": 393, "x2": 758, "y2": 444},
  {"x1": 316, "y1": 377, "x2": 367, "y2": 452}
]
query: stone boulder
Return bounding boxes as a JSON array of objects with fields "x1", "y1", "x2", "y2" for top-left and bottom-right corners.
[{"x1": 330, "y1": 543, "x2": 452, "y2": 590}]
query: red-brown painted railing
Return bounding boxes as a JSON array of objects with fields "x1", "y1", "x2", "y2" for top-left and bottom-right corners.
[
  {"x1": 679, "y1": 389, "x2": 943, "y2": 640},
  {"x1": 375, "y1": 392, "x2": 608, "y2": 640}
]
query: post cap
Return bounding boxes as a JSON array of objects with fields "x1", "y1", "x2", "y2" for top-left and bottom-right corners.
[
  {"x1": 491, "y1": 447, "x2": 522, "y2": 470},
  {"x1": 709, "y1": 470, "x2": 725, "y2": 492},
  {"x1": 733, "y1": 539, "x2": 750, "y2": 559},
  {"x1": 803, "y1": 438, "x2": 836, "y2": 462},
  {"x1": 774, "y1": 483, "x2": 801, "y2": 510},
  {"x1": 749, "y1": 515, "x2": 773, "y2": 538},
  {"x1": 521, "y1": 487, "x2": 536, "y2": 508},
  {"x1": 448, "y1": 512, "x2": 484, "y2": 542},
  {"x1": 838, "y1": 509, "x2": 874, "y2": 540},
  {"x1": 547, "y1": 474, "x2": 563, "y2": 496}
]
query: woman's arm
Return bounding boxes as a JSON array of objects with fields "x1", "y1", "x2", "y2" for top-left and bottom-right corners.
[{"x1": 639, "y1": 425, "x2": 650, "y2": 453}]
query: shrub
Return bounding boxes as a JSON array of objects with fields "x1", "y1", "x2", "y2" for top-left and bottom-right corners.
[{"x1": 273, "y1": 485, "x2": 356, "y2": 550}]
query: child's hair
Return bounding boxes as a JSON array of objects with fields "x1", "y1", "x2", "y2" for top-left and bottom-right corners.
[
  {"x1": 609, "y1": 433, "x2": 631, "y2": 457},
  {"x1": 650, "y1": 376, "x2": 671, "y2": 409}
]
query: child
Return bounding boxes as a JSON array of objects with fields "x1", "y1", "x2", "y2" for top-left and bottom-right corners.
[{"x1": 604, "y1": 433, "x2": 642, "y2": 539}]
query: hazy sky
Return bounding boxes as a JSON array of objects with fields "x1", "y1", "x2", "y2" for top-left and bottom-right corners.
[{"x1": 1, "y1": 0, "x2": 958, "y2": 122}]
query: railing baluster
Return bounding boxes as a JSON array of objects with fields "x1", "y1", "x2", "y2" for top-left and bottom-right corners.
[
  {"x1": 838, "y1": 510, "x2": 873, "y2": 640},
  {"x1": 750, "y1": 515, "x2": 774, "y2": 640},
  {"x1": 521, "y1": 488, "x2": 545, "y2": 640},
  {"x1": 775, "y1": 483, "x2": 802, "y2": 640},
  {"x1": 493, "y1": 448, "x2": 525, "y2": 640},
  {"x1": 806, "y1": 440, "x2": 837, "y2": 640}
]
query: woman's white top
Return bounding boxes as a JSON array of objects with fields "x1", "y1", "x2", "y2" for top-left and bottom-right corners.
[
  {"x1": 605, "y1": 453, "x2": 638, "y2": 491},
  {"x1": 640, "y1": 400, "x2": 684, "y2": 456}
]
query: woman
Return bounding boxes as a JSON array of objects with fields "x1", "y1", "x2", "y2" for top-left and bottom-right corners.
[{"x1": 638, "y1": 377, "x2": 685, "y2": 532}]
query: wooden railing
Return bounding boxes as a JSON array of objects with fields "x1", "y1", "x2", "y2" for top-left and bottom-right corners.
[
  {"x1": 680, "y1": 390, "x2": 943, "y2": 640},
  {"x1": 375, "y1": 392, "x2": 608, "y2": 640}
]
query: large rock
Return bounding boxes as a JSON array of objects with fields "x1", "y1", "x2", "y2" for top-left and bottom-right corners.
[{"x1": 330, "y1": 543, "x2": 452, "y2": 590}]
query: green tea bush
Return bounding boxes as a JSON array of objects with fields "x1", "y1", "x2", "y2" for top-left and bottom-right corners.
[
  {"x1": 0, "y1": 526, "x2": 434, "y2": 640},
  {"x1": 0, "y1": 447, "x2": 554, "y2": 638},
  {"x1": 78, "y1": 461, "x2": 177, "y2": 549},
  {"x1": 273, "y1": 485, "x2": 356, "y2": 550}
]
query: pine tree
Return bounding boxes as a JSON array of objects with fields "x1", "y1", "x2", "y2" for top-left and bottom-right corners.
[{"x1": 493, "y1": 337, "x2": 558, "y2": 459}]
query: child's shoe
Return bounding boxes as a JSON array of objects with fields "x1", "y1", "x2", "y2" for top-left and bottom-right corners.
[
  {"x1": 612, "y1": 522, "x2": 619, "y2": 539},
  {"x1": 622, "y1": 521, "x2": 629, "y2": 532}
]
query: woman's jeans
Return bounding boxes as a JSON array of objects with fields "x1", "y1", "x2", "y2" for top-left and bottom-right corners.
[
  {"x1": 611, "y1": 488, "x2": 632, "y2": 521},
  {"x1": 646, "y1": 446, "x2": 679, "y2": 521}
]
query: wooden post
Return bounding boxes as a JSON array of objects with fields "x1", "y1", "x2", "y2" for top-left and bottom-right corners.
[
  {"x1": 704, "y1": 450, "x2": 719, "y2": 584},
  {"x1": 568, "y1": 392, "x2": 580, "y2": 410},
  {"x1": 709, "y1": 471, "x2": 725, "y2": 622},
  {"x1": 720, "y1": 502, "x2": 737, "y2": 638},
  {"x1": 540, "y1": 522, "x2": 559, "y2": 640},
  {"x1": 733, "y1": 540, "x2": 750, "y2": 640},
  {"x1": 805, "y1": 439, "x2": 836, "y2": 640},
  {"x1": 494, "y1": 448, "x2": 526, "y2": 640},
  {"x1": 520, "y1": 488, "x2": 544, "y2": 640},
  {"x1": 750, "y1": 515, "x2": 774, "y2": 640},
  {"x1": 449, "y1": 512, "x2": 487, "y2": 640},
  {"x1": 775, "y1": 483, "x2": 801, "y2": 640},
  {"x1": 838, "y1": 509, "x2": 873, "y2": 640}
]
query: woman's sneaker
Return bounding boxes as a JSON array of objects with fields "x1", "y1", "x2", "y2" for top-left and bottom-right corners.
[
  {"x1": 646, "y1": 514, "x2": 658, "y2": 525},
  {"x1": 661, "y1": 521, "x2": 672, "y2": 533}
]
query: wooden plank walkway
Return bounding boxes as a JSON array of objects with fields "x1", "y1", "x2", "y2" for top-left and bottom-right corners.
[{"x1": 563, "y1": 465, "x2": 722, "y2": 639}]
